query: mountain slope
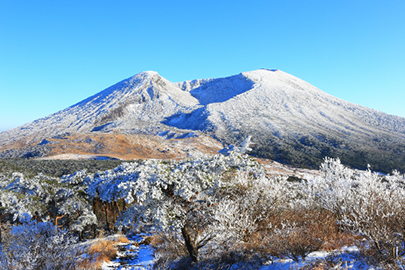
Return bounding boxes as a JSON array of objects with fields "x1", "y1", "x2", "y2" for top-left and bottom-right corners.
[
  {"x1": 169, "y1": 69, "x2": 405, "y2": 137},
  {"x1": 1, "y1": 69, "x2": 405, "y2": 173},
  {"x1": 167, "y1": 69, "x2": 405, "y2": 172}
]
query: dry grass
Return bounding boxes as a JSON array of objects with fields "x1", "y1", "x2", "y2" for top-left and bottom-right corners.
[
  {"x1": 321, "y1": 231, "x2": 362, "y2": 252},
  {"x1": 37, "y1": 132, "x2": 222, "y2": 160},
  {"x1": 117, "y1": 235, "x2": 130, "y2": 244},
  {"x1": 77, "y1": 234, "x2": 130, "y2": 270},
  {"x1": 151, "y1": 207, "x2": 358, "y2": 268},
  {"x1": 258, "y1": 207, "x2": 336, "y2": 262}
]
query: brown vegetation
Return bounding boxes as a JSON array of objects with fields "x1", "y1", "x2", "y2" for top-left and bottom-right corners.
[
  {"x1": 29, "y1": 132, "x2": 222, "y2": 160},
  {"x1": 152, "y1": 204, "x2": 363, "y2": 269},
  {"x1": 78, "y1": 234, "x2": 129, "y2": 269}
]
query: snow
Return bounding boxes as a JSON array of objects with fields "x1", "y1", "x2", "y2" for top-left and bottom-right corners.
[
  {"x1": 166, "y1": 69, "x2": 405, "y2": 144},
  {"x1": 135, "y1": 246, "x2": 155, "y2": 268},
  {"x1": 36, "y1": 153, "x2": 120, "y2": 160},
  {"x1": 99, "y1": 239, "x2": 371, "y2": 270},
  {"x1": 258, "y1": 246, "x2": 374, "y2": 270},
  {"x1": 102, "y1": 245, "x2": 155, "y2": 270},
  {"x1": 102, "y1": 235, "x2": 156, "y2": 270},
  {"x1": 2, "y1": 68, "x2": 405, "y2": 154},
  {"x1": 93, "y1": 233, "x2": 367, "y2": 270}
]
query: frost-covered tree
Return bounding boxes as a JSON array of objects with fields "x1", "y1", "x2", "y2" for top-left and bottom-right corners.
[
  {"x1": 87, "y1": 151, "x2": 295, "y2": 262},
  {"x1": 0, "y1": 172, "x2": 45, "y2": 221},
  {"x1": 0, "y1": 171, "x2": 96, "y2": 234},
  {"x1": 302, "y1": 157, "x2": 357, "y2": 217},
  {"x1": 87, "y1": 153, "x2": 254, "y2": 261},
  {"x1": 0, "y1": 175, "x2": 42, "y2": 243},
  {"x1": 51, "y1": 187, "x2": 97, "y2": 234}
]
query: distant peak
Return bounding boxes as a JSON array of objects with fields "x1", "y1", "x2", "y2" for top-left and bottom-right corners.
[
  {"x1": 133, "y1": 70, "x2": 159, "y2": 78},
  {"x1": 126, "y1": 71, "x2": 160, "y2": 83},
  {"x1": 241, "y1": 68, "x2": 281, "y2": 78},
  {"x1": 260, "y1": 68, "x2": 278, "y2": 72},
  {"x1": 141, "y1": 70, "x2": 159, "y2": 76}
]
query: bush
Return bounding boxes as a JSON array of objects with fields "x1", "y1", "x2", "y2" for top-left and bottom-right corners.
[
  {"x1": 304, "y1": 158, "x2": 405, "y2": 267},
  {"x1": 0, "y1": 221, "x2": 82, "y2": 270},
  {"x1": 266, "y1": 207, "x2": 335, "y2": 262}
]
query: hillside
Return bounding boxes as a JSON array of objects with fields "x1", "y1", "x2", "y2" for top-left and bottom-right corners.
[{"x1": 1, "y1": 69, "x2": 405, "y2": 173}]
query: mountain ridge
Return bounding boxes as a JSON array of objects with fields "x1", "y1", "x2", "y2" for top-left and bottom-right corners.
[{"x1": 1, "y1": 69, "x2": 405, "y2": 173}]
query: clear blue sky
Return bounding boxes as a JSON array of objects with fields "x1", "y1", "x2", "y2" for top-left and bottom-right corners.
[{"x1": 1, "y1": 0, "x2": 404, "y2": 132}]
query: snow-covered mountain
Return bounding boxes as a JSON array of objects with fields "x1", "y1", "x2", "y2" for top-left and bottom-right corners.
[
  {"x1": 170, "y1": 69, "x2": 405, "y2": 140},
  {"x1": 1, "y1": 69, "x2": 405, "y2": 172}
]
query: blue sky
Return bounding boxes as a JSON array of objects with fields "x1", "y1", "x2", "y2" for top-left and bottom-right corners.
[{"x1": 0, "y1": 0, "x2": 404, "y2": 132}]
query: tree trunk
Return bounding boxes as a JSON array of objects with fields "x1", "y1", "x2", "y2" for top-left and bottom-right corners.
[
  {"x1": 123, "y1": 199, "x2": 126, "y2": 211},
  {"x1": 111, "y1": 202, "x2": 115, "y2": 224},
  {"x1": 112, "y1": 202, "x2": 119, "y2": 224},
  {"x1": 114, "y1": 201, "x2": 120, "y2": 214},
  {"x1": 0, "y1": 213, "x2": 8, "y2": 244},
  {"x1": 92, "y1": 199, "x2": 97, "y2": 214},
  {"x1": 0, "y1": 218, "x2": 3, "y2": 244},
  {"x1": 79, "y1": 230, "x2": 84, "y2": 241},
  {"x1": 104, "y1": 202, "x2": 110, "y2": 232},
  {"x1": 113, "y1": 201, "x2": 120, "y2": 232},
  {"x1": 92, "y1": 223, "x2": 97, "y2": 238},
  {"x1": 181, "y1": 225, "x2": 199, "y2": 262}
]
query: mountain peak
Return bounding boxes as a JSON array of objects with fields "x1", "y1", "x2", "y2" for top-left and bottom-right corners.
[
  {"x1": 125, "y1": 70, "x2": 160, "y2": 84},
  {"x1": 132, "y1": 70, "x2": 159, "y2": 78}
]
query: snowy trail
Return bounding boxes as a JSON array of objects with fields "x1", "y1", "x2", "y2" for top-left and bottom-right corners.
[{"x1": 103, "y1": 235, "x2": 155, "y2": 270}]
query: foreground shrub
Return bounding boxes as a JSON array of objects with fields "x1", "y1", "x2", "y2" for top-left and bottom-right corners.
[
  {"x1": 0, "y1": 221, "x2": 81, "y2": 270},
  {"x1": 90, "y1": 152, "x2": 289, "y2": 262},
  {"x1": 268, "y1": 207, "x2": 335, "y2": 262},
  {"x1": 304, "y1": 158, "x2": 405, "y2": 267},
  {"x1": 321, "y1": 231, "x2": 361, "y2": 252}
]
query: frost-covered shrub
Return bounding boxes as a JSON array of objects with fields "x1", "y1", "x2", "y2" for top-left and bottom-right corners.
[
  {"x1": 0, "y1": 170, "x2": 97, "y2": 235},
  {"x1": 303, "y1": 157, "x2": 405, "y2": 265},
  {"x1": 87, "y1": 151, "x2": 292, "y2": 262},
  {"x1": 0, "y1": 221, "x2": 82, "y2": 270},
  {"x1": 268, "y1": 207, "x2": 334, "y2": 262}
]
